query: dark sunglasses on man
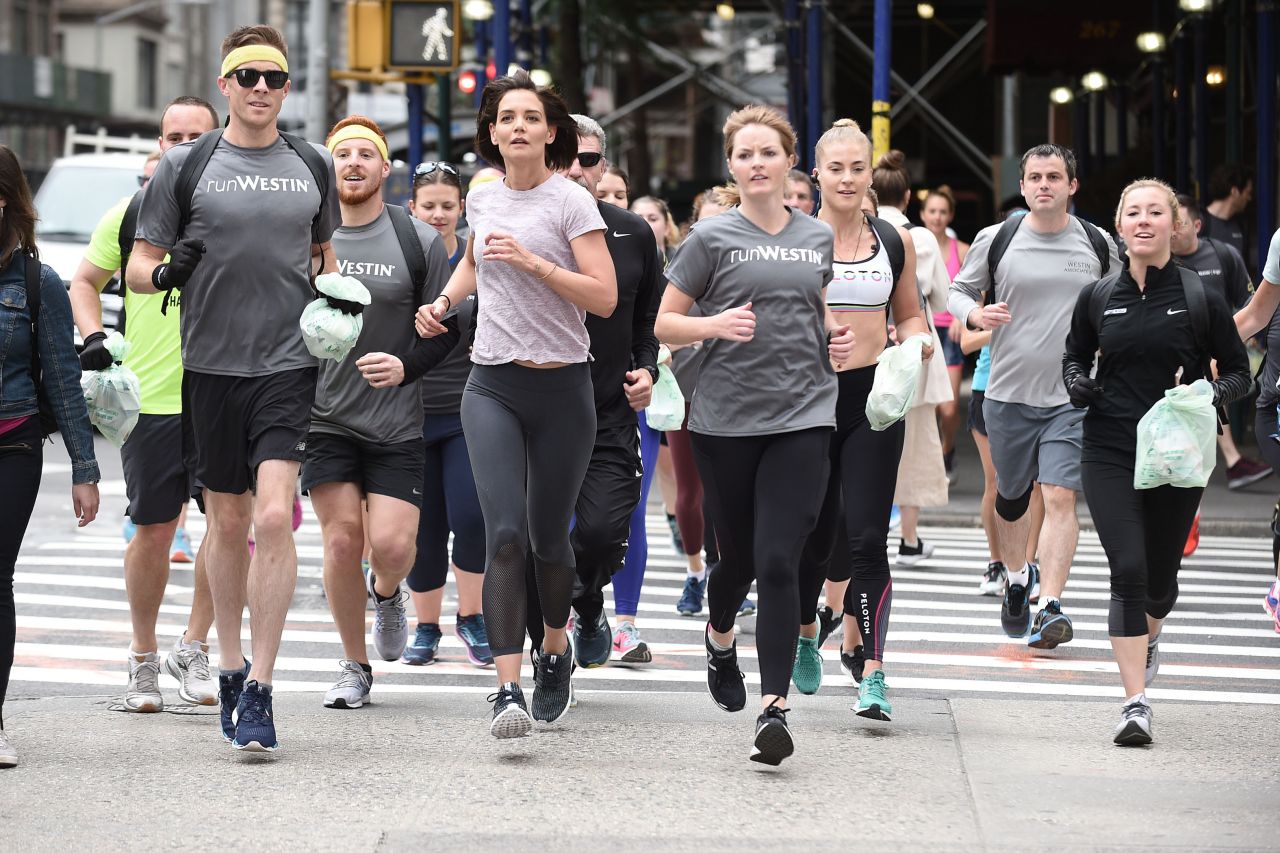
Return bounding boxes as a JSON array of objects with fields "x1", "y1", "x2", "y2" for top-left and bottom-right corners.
[
  {"x1": 414, "y1": 161, "x2": 459, "y2": 176},
  {"x1": 576, "y1": 151, "x2": 602, "y2": 168},
  {"x1": 226, "y1": 68, "x2": 289, "y2": 90}
]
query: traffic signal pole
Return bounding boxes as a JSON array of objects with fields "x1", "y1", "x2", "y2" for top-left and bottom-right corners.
[
  {"x1": 408, "y1": 82, "x2": 425, "y2": 177},
  {"x1": 871, "y1": 0, "x2": 892, "y2": 164},
  {"x1": 306, "y1": 0, "x2": 331, "y2": 142}
]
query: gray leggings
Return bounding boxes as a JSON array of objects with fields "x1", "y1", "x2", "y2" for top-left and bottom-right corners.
[{"x1": 461, "y1": 362, "x2": 596, "y2": 657}]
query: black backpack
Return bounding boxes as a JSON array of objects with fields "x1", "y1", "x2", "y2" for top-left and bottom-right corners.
[
  {"x1": 866, "y1": 214, "x2": 905, "y2": 286},
  {"x1": 387, "y1": 203, "x2": 428, "y2": 302},
  {"x1": 111, "y1": 189, "x2": 146, "y2": 334},
  {"x1": 21, "y1": 251, "x2": 58, "y2": 436},
  {"x1": 987, "y1": 212, "x2": 1111, "y2": 303}
]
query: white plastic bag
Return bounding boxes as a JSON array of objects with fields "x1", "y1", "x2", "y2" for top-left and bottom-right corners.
[
  {"x1": 1134, "y1": 379, "x2": 1218, "y2": 489},
  {"x1": 866, "y1": 333, "x2": 931, "y2": 431},
  {"x1": 80, "y1": 332, "x2": 141, "y2": 447},
  {"x1": 645, "y1": 364, "x2": 686, "y2": 431},
  {"x1": 299, "y1": 272, "x2": 372, "y2": 362}
]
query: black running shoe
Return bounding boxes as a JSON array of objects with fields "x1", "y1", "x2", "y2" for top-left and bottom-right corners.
[
  {"x1": 666, "y1": 513, "x2": 684, "y2": 553},
  {"x1": 1027, "y1": 600, "x2": 1074, "y2": 649},
  {"x1": 574, "y1": 609, "x2": 611, "y2": 669},
  {"x1": 749, "y1": 703, "x2": 794, "y2": 766},
  {"x1": 488, "y1": 682, "x2": 533, "y2": 739},
  {"x1": 1000, "y1": 564, "x2": 1037, "y2": 637},
  {"x1": 217, "y1": 658, "x2": 251, "y2": 743},
  {"x1": 531, "y1": 644, "x2": 574, "y2": 723},
  {"x1": 840, "y1": 645, "x2": 866, "y2": 684},
  {"x1": 817, "y1": 606, "x2": 843, "y2": 648},
  {"x1": 705, "y1": 631, "x2": 747, "y2": 712}
]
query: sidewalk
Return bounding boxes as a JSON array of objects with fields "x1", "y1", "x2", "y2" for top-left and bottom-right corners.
[
  {"x1": 3, "y1": 691, "x2": 1274, "y2": 851},
  {"x1": 923, "y1": 392, "x2": 1278, "y2": 536}
]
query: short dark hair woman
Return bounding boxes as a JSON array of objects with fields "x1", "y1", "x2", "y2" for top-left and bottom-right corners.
[
  {"x1": 0, "y1": 145, "x2": 102, "y2": 767},
  {"x1": 415, "y1": 71, "x2": 616, "y2": 738}
]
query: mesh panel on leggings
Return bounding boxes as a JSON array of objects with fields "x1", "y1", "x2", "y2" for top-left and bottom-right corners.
[
  {"x1": 534, "y1": 560, "x2": 577, "y2": 631},
  {"x1": 482, "y1": 543, "x2": 528, "y2": 657}
]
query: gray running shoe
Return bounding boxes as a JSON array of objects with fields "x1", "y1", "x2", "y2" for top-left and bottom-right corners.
[
  {"x1": 0, "y1": 729, "x2": 16, "y2": 768},
  {"x1": 531, "y1": 644, "x2": 574, "y2": 724},
  {"x1": 365, "y1": 570, "x2": 409, "y2": 661},
  {"x1": 323, "y1": 660, "x2": 373, "y2": 709},
  {"x1": 1145, "y1": 634, "x2": 1160, "y2": 687},
  {"x1": 125, "y1": 651, "x2": 164, "y2": 712},
  {"x1": 1113, "y1": 696, "x2": 1154, "y2": 746},
  {"x1": 163, "y1": 637, "x2": 217, "y2": 705}
]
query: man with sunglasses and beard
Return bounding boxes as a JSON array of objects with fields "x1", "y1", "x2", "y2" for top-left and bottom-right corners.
[
  {"x1": 128, "y1": 25, "x2": 341, "y2": 754},
  {"x1": 524, "y1": 114, "x2": 662, "y2": 667},
  {"x1": 309, "y1": 116, "x2": 457, "y2": 709}
]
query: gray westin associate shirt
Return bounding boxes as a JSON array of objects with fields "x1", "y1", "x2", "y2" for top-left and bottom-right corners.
[
  {"x1": 948, "y1": 218, "x2": 1119, "y2": 409},
  {"x1": 665, "y1": 207, "x2": 836, "y2": 437},
  {"x1": 313, "y1": 206, "x2": 451, "y2": 445},
  {"x1": 136, "y1": 135, "x2": 341, "y2": 377}
]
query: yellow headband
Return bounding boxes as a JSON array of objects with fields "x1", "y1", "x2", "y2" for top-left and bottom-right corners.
[
  {"x1": 326, "y1": 124, "x2": 389, "y2": 162},
  {"x1": 221, "y1": 45, "x2": 288, "y2": 77}
]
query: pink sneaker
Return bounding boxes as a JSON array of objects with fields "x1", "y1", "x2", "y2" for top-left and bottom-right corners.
[{"x1": 292, "y1": 494, "x2": 304, "y2": 531}]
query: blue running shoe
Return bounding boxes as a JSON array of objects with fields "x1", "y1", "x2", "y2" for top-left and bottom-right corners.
[
  {"x1": 122, "y1": 517, "x2": 136, "y2": 543},
  {"x1": 218, "y1": 659, "x2": 251, "y2": 742},
  {"x1": 170, "y1": 528, "x2": 195, "y2": 563},
  {"x1": 403, "y1": 623, "x2": 442, "y2": 665},
  {"x1": 232, "y1": 680, "x2": 278, "y2": 752},
  {"x1": 1028, "y1": 600, "x2": 1074, "y2": 649},
  {"x1": 676, "y1": 576, "x2": 706, "y2": 616},
  {"x1": 888, "y1": 505, "x2": 901, "y2": 531},
  {"x1": 456, "y1": 614, "x2": 493, "y2": 666},
  {"x1": 737, "y1": 597, "x2": 756, "y2": 617},
  {"x1": 574, "y1": 609, "x2": 611, "y2": 669},
  {"x1": 1000, "y1": 564, "x2": 1038, "y2": 638}
]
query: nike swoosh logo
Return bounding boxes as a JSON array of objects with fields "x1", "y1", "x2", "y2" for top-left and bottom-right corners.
[
  {"x1": 613, "y1": 231, "x2": 630, "y2": 237},
  {"x1": 412, "y1": 488, "x2": 423, "y2": 495},
  {"x1": 1167, "y1": 309, "x2": 1187, "y2": 315}
]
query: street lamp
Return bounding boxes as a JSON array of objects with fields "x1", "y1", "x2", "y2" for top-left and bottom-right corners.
[
  {"x1": 463, "y1": 0, "x2": 495, "y2": 20},
  {"x1": 1136, "y1": 32, "x2": 1167, "y2": 53},
  {"x1": 1206, "y1": 65, "x2": 1226, "y2": 87},
  {"x1": 716, "y1": 3, "x2": 735, "y2": 20},
  {"x1": 1178, "y1": 0, "x2": 1214, "y2": 11},
  {"x1": 1049, "y1": 87, "x2": 1075, "y2": 105},
  {"x1": 1081, "y1": 71, "x2": 1109, "y2": 92},
  {"x1": 917, "y1": 3, "x2": 936, "y2": 19}
]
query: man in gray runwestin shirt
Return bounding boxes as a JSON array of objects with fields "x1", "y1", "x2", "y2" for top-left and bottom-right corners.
[{"x1": 947, "y1": 144, "x2": 1119, "y2": 649}]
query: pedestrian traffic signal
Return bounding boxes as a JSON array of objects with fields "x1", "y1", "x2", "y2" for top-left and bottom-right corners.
[{"x1": 386, "y1": 0, "x2": 461, "y2": 73}]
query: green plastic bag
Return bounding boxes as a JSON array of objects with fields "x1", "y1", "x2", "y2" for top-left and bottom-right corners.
[
  {"x1": 80, "y1": 332, "x2": 141, "y2": 447},
  {"x1": 1134, "y1": 379, "x2": 1218, "y2": 489},
  {"x1": 299, "y1": 272, "x2": 372, "y2": 362},
  {"x1": 645, "y1": 364, "x2": 686, "y2": 431},
  {"x1": 866, "y1": 333, "x2": 930, "y2": 431}
]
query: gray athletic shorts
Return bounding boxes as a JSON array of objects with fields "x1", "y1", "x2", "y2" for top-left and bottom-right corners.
[{"x1": 983, "y1": 399, "x2": 1084, "y2": 497}]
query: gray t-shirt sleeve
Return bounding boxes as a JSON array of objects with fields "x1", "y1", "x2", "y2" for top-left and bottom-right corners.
[
  {"x1": 312, "y1": 143, "x2": 342, "y2": 244},
  {"x1": 1101, "y1": 227, "x2": 1121, "y2": 271},
  {"x1": 135, "y1": 144, "x2": 188, "y2": 249},
  {"x1": 947, "y1": 223, "x2": 997, "y2": 321},
  {"x1": 563, "y1": 185, "x2": 607, "y2": 242},
  {"x1": 665, "y1": 229, "x2": 715, "y2": 300}
]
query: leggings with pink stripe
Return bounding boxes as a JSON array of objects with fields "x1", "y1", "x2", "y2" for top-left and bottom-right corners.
[{"x1": 799, "y1": 365, "x2": 904, "y2": 662}]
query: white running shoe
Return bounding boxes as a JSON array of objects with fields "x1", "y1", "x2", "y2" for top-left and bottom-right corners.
[
  {"x1": 0, "y1": 729, "x2": 16, "y2": 768},
  {"x1": 163, "y1": 637, "x2": 217, "y2": 705},
  {"x1": 366, "y1": 570, "x2": 409, "y2": 661},
  {"x1": 124, "y1": 651, "x2": 164, "y2": 712},
  {"x1": 323, "y1": 660, "x2": 373, "y2": 709}
]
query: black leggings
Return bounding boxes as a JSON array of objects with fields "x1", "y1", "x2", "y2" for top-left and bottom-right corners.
[
  {"x1": 0, "y1": 419, "x2": 43, "y2": 728},
  {"x1": 1082, "y1": 458, "x2": 1202, "y2": 637},
  {"x1": 692, "y1": 427, "x2": 829, "y2": 699},
  {"x1": 799, "y1": 365, "x2": 904, "y2": 661},
  {"x1": 460, "y1": 363, "x2": 596, "y2": 658},
  {"x1": 407, "y1": 413, "x2": 486, "y2": 594}
]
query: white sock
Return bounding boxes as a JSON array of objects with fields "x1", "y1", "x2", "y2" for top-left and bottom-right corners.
[
  {"x1": 1042, "y1": 596, "x2": 1060, "y2": 611},
  {"x1": 706, "y1": 628, "x2": 733, "y2": 652},
  {"x1": 690, "y1": 569, "x2": 706, "y2": 582},
  {"x1": 1125, "y1": 692, "x2": 1147, "y2": 706},
  {"x1": 1006, "y1": 565, "x2": 1030, "y2": 587}
]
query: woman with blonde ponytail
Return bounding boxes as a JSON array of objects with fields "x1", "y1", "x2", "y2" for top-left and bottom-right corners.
[{"x1": 791, "y1": 121, "x2": 933, "y2": 723}]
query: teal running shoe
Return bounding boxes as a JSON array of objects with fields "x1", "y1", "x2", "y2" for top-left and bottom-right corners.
[
  {"x1": 791, "y1": 634, "x2": 823, "y2": 695},
  {"x1": 855, "y1": 669, "x2": 892, "y2": 721}
]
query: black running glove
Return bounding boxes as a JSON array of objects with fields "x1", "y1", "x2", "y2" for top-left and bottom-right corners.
[
  {"x1": 323, "y1": 295, "x2": 365, "y2": 316},
  {"x1": 78, "y1": 331, "x2": 113, "y2": 371},
  {"x1": 1066, "y1": 375, "x2": 1103, "y2": 409},
  {"x1": 152, "y1": 238, "x2": 206, "y2": 292}
]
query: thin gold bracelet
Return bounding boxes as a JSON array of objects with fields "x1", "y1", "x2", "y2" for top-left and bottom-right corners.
[{"x1": 538, "y1": 263, "x2": 557, "y2": 280}]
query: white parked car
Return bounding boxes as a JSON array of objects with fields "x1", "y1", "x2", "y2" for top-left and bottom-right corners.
[{"x1": 34, "y1": 152, "x2": 148, "y2": 341}]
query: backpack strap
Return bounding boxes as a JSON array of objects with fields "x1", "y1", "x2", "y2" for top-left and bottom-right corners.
[
  {"x1": 985, "y1": 212, "x2": 1025, "y2": 304},
  {"x1": 1087, "y1": 270, "x2": 1122, "y2": 334},
  {"x1": 1176, "y1": 265, "x2": 1211, "y2": 359},
  {"x1": 118, "y1": 189, "x2": 145, "y2": 274},
  {"x1": 865, "y1": 214, "x2": 904, "y2": 287},
  {"x1": 1075, "y1": 215, "x2": 1112, "y2": 277},
  {"x1": 278, "y1": 131, "x2": 330, "y2": 246},
  {"x1": 174, "y1": 130, "x2": 223, "y2": 242},
  {"x1": 387, "y1": 204, "x2": 429, "y2": 302}
]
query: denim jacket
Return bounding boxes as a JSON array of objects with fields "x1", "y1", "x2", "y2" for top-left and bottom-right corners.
[{"x1": 0, "y1": 248, "x2": 100, "y2": 483}]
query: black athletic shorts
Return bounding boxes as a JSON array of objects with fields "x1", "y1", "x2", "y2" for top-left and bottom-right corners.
[
  {"x1": 968, "y1": 389, "x2": 988, "y2": 437},
  {"x1": 121, "y1": 413, "x2": 191, "y2": 525},
  {"x1": 301, "y1": 431, "x2": 426, "y2": 507},
  {"x1": 183, "y1": 367, "x2": 317, "y2": 495}
]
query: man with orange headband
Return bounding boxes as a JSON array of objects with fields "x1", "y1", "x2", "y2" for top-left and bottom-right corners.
[
  {"x1": 307, "y1": 115, "x2": 459, "y2": 710},
  {"x1": 127, "y1": 25, "x2": 340, "y2": 754}
]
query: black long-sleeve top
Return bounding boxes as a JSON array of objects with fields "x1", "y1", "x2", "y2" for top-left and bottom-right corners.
[
  {"x1": 1062, "y1": 259, "x2": 1253, "y2": 467},
  {"x1": 586, "y1": 202, "x2": 661, "y2": 429}
]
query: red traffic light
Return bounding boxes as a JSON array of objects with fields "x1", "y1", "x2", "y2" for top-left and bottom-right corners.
[{"x1": 458, "y1": 69, "x2": 478, "y2": 94}]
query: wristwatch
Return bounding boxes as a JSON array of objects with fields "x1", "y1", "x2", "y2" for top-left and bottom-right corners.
[{"x1": 641, "y1": 364, "x2": 660, "y2": 384}]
